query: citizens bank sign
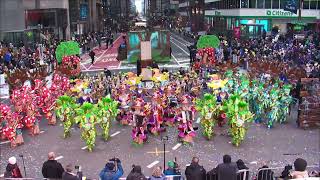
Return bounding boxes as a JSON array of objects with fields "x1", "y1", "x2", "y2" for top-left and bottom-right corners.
[{"x1": 266, "y1": 10, "x2": 294, "y2": 17}]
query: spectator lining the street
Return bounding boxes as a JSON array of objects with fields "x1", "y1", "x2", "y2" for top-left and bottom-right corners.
[
  {"x1": 62, "y1": 164, "x2": 81, "y2": 180},
  {"x1": 163, "y1": 161, "x2": 179, "y2": 176},
  {"x1": 291, "y1": 158, "x2": 309, "y2": 179},
  {"x1": 99, "y1": 158, "x2": 124, "y2": 180},
  {"x1": 216, "y1": 154, "x2": 238, "y2": 180},
  {"x1": 149, "y1": 166, "x2": 166, "y2": 180},
  {"x1": 42, "y1": 152, "x2": 65, "y2": 179},
  {"x1": 126, "y1": 165, "x2": 147, "y2": 180},
  {"x1": 236, "y1": 159, "x2": 249, "y2": 180},
  {"x1": 185, "y1": 157, "x2": 206, "y2": 180},
  {"x1": 257, "y1": 165, "x2": 274, "y2": 180},
  {"x1": 4, "y1": 156, "x2": 23, "y2": 178}
]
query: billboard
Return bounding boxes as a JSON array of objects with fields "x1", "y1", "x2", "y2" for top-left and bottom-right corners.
[
  {"x1": 80, "y1": 4, "x2": 88, "y2": 20},
  {"x1": 127, "y1": 30, "x2": 171, "y2": 63}
]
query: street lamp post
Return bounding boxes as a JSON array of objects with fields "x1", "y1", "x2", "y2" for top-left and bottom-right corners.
[{"x1": 161, "y1": 135, "x2": 169, "y2": 170}]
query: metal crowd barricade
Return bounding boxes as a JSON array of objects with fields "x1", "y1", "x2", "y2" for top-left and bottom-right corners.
[
  {"x1": 119, "y1": 175, "x2": 184, "y2": 180},
  {"x1": 255, "y1": 165, "x2": 320, "y2": 180},
  {"x1": 206, "y1": 169, "x2": 252, "y2": 180}
]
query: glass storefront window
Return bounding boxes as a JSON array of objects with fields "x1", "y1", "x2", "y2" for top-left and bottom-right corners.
[
  {"x1": 272, "y1": 0, "x2": 279, "y2": 9},
  {"x1": 265, "y1": 0, "x2": 271, "y2": 8},
  {"x1": 310, "y1": 0, "x2": 317, "y2": 9},
  {"x1": 249, "y1": 0, "x2": 256, "y2": 8},
  {"x1": 303, "y1": 0, "x2": 310, "y2": 9},
  {"x1": 241, "y1": 0, "x2": 249, "y2": 8},
  {"x1": 257, "y1": 0, "x2": 264, "y2": 8}
]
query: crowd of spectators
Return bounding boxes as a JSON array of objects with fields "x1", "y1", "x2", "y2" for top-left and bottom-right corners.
[
  {"x1": 188, "y1": 31, "x2": 320, "y2": 79},
  {"x1": 3, "y1": 152, "x2": 319, "y2": 180}
]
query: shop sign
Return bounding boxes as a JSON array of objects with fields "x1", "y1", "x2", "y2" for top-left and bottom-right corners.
[
  {"x1": 266, "y1": 10, "x2": 294, "y2": 17},
  {"x1": 215, "y1": 11, "x2": 221, "y2": 16}
]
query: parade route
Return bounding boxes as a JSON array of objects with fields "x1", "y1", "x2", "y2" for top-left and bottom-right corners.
[
  {"x1": 80, "y1": 33, "x2": 193, "y2": 72},
  {"x1": 81, "y1": 35, "x2": 123, "y2": 71},
  {"x1": 1, "y1": 109, "x2": 319, "y2": 179}
]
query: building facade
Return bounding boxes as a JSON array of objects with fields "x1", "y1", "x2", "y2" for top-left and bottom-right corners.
[
  {"x1": 178, "y1": 0, "x2": 205, "y2": 33},
  {"x1": 69, "y1": 0, "x2": 104, "y2": 35},
  {"x1": 0, "y1": 0, "x2": 70, "y2": 42},
  {"x1": 205, "y1": 0, "x2": 320, "y2": 37}
]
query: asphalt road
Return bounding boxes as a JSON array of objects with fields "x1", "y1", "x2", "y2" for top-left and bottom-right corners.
[
  {"x1": 1, "y1": 103, "x2": 319, "y2": 179},
  {"x1": 79, "y1": 31, "x2": 193, "y2": 73}
]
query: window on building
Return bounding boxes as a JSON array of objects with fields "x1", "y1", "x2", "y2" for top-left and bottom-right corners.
[
  {"x1": 249, "y1": 0, "x2": 256, "y2": 8},
  {"x1": 230, "y1": 0, "x2": 240, "y2": 8},
  {"x1": 272, "y1": 0, "x2": 279, "y2": 9},
  {"x1": 257, "y1": 0, "x2": 264, "y2": 8},
  {"x1": 265, "y1": 0, "x2": 271, "y2": 8},
  {"x1": 310, "y1": 0, "x2": 317, "y2": 9},
  {"x1": 280, "y1": 0, "x2": 286, "y2": 9},
  {"x1": 241, "y1": 0, "x2": 249, "y2": 8},
  {"x1": 303, "y1": 0, "x2": 310, "y2": 9}
]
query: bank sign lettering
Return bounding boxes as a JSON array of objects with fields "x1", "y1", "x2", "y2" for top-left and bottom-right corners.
[{"x1": 266, "y1": 10, "x2": 294, "y2": 17}]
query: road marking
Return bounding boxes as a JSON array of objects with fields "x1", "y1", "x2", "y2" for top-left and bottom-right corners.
[
  {"x1": 172, "y1": 54, "x2": 181, "y2": 65},
  {"x1": 55, "y1": 156, "x2": 64, "y2": 160},
  {"x1": 170, "y1": 40, "x2": 190, "y2": 56},
  {"x1": 87, "y1": 35, "x2": 122, "y2": 70},
  {"x1": 196, "y1": 117, "x2": 201, "y2": 123},
  {"x1": 40, "y1": 130, "x2": 45, "y2": 134},
  {"x1": 81, "y1": 146, "x2": 88, "y2": 150},
  {"x1": 170, "y1": 37, "x2": 191, "y2": 47},
  {"x1": 0, "y1": 95, "x2": 10, "y2": 99},
  {"x1": 171, "y1": 34, "x2": 193, "y2": 45},
  {"x1": 178, "y1": 59, "x2": 190, "y2": 63},
  {"x1": 172, "y1": 143, "x2": 182, "y2": 150},
  {"x1": 147, "y1": 160, "x2": 160, "y2": 168},
  {"x1": 0, "y1": 140, "x2": 10, "y2": 145},
  {"x1": 110, "y1": 131, "x2": 121, "y2": 137}
]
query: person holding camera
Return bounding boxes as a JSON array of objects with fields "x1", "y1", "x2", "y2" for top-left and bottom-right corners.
[
  {"x1": 163, "y1": 161, "x2": 180, "y2": 176},
  {"x1": 62, "y1": 164, "x2": 82, "y2": 180},
  {"x1": 99, "y1": 158, "x2": 124, "y2": 180}
]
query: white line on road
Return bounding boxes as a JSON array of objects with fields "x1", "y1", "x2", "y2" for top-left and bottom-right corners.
[
  {"x1": 170, "y1": 40, "x2": 190, "y2": 56},
  {"x1": 172, "y1": 143, "x2": 182, "y2": 150},
  {"x1": 196, "y1": 117, "x2": 201, "y2": 124},
  {"x1": 172, "y1": 54, "x2": 181, "y2": 66},
  {"x1": 40, "y1": 130, "x2": 45, "y2": 134},
  {"x1": 171, "y1": 34, "x2": 193, "y2": 45},
  {"x1": 0, "y1": 140, "x2": 10, "y2": 145},
  {"x1": 147, "y1": 160, "x2": 160, "y2": 168},
  {"x1": 81, "y1": 146, "x2": 88, "y2": 150},
  {"x1": 110, "y1": 131, "x2": 121, "y2": 137},
  {"x1": 170, "y1": 37, "x2": 192, "y2": 47},
  {"x1": 55, "y1": 156, "x2": 64, "y2": 160},
  {"x1": 179, "y1": 59, "x2": 191, "y2": 63},
  {"x1": 87, "y1": 36, "x2": 122, "y2": 70}
]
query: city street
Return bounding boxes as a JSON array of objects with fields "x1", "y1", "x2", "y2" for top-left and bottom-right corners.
[
  {"x1": 80, "y1": 32, "x2": 193, "y2": 72},
  {"x1": 1, "y1": 107, "x2": 319, "y2": 179}
]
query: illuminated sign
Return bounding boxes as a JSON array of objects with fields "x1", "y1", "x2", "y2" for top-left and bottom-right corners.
[{"x1": 266, "y1": 10, "x2": 293, "y2": 17}]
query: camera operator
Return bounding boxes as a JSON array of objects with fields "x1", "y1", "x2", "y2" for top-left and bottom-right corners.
[
  {"x1": 99, "y1": 158, "x2": 124, "y2": 180},
  {"x1": 62, "y1": 164, "x2": 82, "y2": 180},
  {"x1": 164, "y1": 159, "x2": 181, "y2": 178}
]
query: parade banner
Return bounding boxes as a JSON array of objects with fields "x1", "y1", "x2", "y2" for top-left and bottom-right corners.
[
  {"x1": 127, "y1": 30, "x2": 171, "y2": 63},
  {"x1": 141, "y1": 41, "x2": 152, "y2": 61}
]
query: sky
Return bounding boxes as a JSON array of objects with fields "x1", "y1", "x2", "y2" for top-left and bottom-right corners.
[{"x1": 135, "y1": 0, "x2": 142, "y2": 13}]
